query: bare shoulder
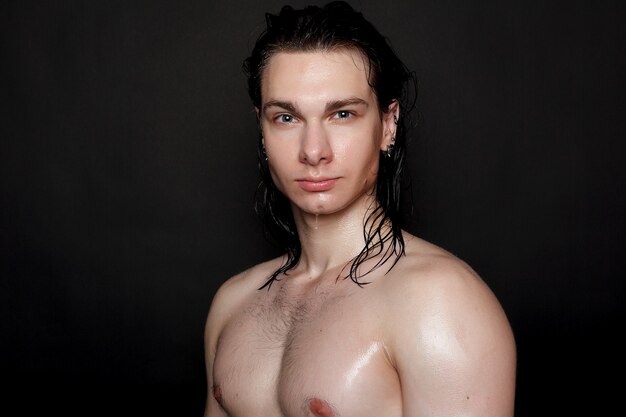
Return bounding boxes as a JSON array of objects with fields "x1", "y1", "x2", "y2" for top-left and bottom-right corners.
[
  {"x1": 382, "y1": 232, "x2": 512, "y2": 325},
  {"x1": 379, "y1": 232, "x2": 516, "y2": 415},
  {"x1": 204, "y1": 256, "x2": 285, "y2": 348}
]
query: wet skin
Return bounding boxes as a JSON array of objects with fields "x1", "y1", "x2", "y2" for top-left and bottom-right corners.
[
  {"x1": 207, "y1": 50, "x2": 402, "y2": 415},
  {"x1": 203, "y1": 50, "x2": 516, "y2": 417},
  {"x1": 206, "y1": 234, "x2": 516, "y2": 417},
  {"x1": 211, "y1": 260, "x2": 404, "y2": 416}
]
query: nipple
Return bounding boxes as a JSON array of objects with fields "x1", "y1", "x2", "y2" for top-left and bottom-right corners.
[
  {"x1": 213, "y1": 385, "x2": 223, "y2": 405},
  {"x1": 308, "y1": 398, "x2": 334, "y2": 417}
]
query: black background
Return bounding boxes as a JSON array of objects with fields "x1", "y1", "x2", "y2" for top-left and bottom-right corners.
[{"x1": 2, "y1": 0, "x2": 624, "y2": 415}]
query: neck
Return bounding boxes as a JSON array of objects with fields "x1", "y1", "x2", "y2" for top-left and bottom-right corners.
[{"x1": 291, "y1": 195, "x2": 387, "y2": 279}]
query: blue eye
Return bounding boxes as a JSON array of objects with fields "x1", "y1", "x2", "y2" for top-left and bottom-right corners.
[
  {"x1": 336, "y1": 111, "x2": 351, "y2": 119},
  {"x1": 278, "y1": 114, "x2": 293, "y2": 123}
]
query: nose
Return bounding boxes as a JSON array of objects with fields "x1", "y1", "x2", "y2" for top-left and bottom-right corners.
[{"x1": 299, "y1": 122, "x2": 333, "y2": 165}]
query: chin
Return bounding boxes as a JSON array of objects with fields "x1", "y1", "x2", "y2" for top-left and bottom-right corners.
[
  {"x1": 292, "y1": 200, "x2": 335, "y2": 216},
  {"x1": 301, "y1": 198, "x2": 359, "y2": 217}
]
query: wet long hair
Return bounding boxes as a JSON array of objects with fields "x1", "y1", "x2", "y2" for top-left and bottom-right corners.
[{"x1": 243, "y1": 1, "x2": 417, "y2": 289}]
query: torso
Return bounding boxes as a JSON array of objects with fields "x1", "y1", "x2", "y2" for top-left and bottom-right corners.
[
  {"x1": 213, "y1": 257, "x2": 405, "y2": 417},
  {"x1": 208, "y1": 233, "x2": 517, "y2": 417}
]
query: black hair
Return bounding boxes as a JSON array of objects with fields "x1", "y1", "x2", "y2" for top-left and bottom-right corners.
[{"x1": 243, "y1": 1, "x2": 417, "y2": 289}]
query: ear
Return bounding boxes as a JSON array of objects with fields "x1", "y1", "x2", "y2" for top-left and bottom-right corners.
[{"x1": 380, "y1": 100, "x2": 400, "y2": 151}]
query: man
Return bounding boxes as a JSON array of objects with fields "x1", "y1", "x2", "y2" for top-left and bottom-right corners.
[{"x1": 204, "y1": 2, "x2": 516, "y2": 416}]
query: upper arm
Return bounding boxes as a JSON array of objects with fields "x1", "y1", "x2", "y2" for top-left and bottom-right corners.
[{"x1": 387, "y1": 260, "x2": 517, "y2": 417}]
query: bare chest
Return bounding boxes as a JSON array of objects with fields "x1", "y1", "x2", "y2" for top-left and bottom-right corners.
[{"x1": 213, "y1": 285, "x2": 401, "y2": 416}]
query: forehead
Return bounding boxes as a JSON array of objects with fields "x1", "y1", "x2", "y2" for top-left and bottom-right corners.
[{"x1": 261, "y1": 50, "x2": 375, "y2": 104}]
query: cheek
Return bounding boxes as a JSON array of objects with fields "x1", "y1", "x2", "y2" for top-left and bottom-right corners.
[
  {"x1": 267, "y1": 161, "x2": 282, "y2": 184},
  {"x1": 264, "y1": 131, "x2": 298, "y2": 162},
  {"x1": 334, "y1": 133, "x2": 381, "y2": 169},
  {"x1": 266, "y1": 154, "x2": 291, "y2": 192}
]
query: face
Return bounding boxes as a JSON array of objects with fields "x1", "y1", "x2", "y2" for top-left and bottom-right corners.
[{"x1": 258, "y1": 50, "x2": 398, "y2": 217}]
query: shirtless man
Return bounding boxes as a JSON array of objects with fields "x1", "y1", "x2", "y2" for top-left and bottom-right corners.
[{"x1": 203, "y1": 2, "x2": 516, "y2": 416}]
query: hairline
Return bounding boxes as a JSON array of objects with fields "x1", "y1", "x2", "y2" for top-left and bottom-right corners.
[{"x1": 258, "y1": 46, "x2": 390, "y2": 115}]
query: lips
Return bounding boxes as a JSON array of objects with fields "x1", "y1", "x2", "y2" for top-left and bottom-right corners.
[{"x1": 296, "y1": 178, "x2": 338, "y2": 192}]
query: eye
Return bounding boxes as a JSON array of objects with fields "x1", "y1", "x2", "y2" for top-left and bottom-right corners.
[
  {"x1": 277, "y1": 114, "x2": 294, "y2": 123},
  {"x1": 335, "y1": 110, "x2": 352, "y2": 120}
]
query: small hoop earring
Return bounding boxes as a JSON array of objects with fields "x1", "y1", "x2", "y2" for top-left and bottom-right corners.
[{"x1": 385, "y1": 138, "x2": 395, "y2": 158}]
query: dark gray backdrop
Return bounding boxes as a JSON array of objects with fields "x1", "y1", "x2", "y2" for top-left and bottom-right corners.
[{"x1": 2, "y1": 0, "x2": 624, "y2": 416}]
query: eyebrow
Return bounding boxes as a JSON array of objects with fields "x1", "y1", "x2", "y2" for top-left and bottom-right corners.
[
  {"x1": 325, "y1": 97, "x2": 369, "y2": 112},
  {"x1": 262, "y1": 100, "x2": 297, "y2": 114},
  {"x1": 262, "y1": 97, "x2": 369, "y2": 115}
]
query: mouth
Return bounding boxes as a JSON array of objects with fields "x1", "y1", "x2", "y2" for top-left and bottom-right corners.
[{"x1": 296, "y1": 178, "x2": 338, "y2": 192}]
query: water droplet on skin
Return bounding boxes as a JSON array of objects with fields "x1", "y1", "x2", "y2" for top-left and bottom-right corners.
[{"x1": 314, "y1": 214, "x2": 319, "y2": 230}]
